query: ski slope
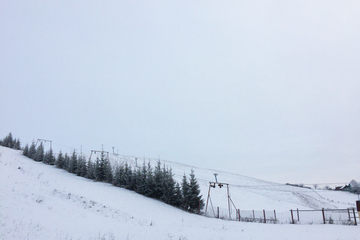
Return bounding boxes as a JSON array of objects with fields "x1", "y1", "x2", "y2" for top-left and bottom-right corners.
[
  {"x1": 0, "y1": 146, "x2": 358, "y2": 240},
  {"x1": 107, "y1": 153, "x2": 357, "y2": 215}
]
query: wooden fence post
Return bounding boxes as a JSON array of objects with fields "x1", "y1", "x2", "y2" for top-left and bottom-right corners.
[
  {"x1": 322, "y1": 208, "x2": 326, "y2": 224},
  {"x1": 253, "y1": 210, "x2": 255, "y2": 221},
  {"x1": 353, "y1": 208, "x2": 357, "y2": 226},
  {"x1": 274, "y1": 210, "x2": 277, "y2": 222},
  {"x1": 291, "y1": 209, "x2": 294, "y2": 224},
  {"x1": 217, "y1": 207, "x2": 219, "y2": 219},
  {"x1": 296, "y1": 208, "x2": 299, "y2": 221},
  {"x1": 263, "y1": 210, "x2": 266, "y2": 223},
  {"x1": 237, "y1": 209, "x2": 241, "y2": 221}
]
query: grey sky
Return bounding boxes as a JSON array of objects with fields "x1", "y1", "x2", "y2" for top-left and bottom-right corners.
[{"x1": 1, "y1": 1, "x2": 359, "y2": 184}]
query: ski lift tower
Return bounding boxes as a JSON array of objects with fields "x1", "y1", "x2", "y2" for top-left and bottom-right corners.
[
  {"x1": 204, "y1": 173, "x2": 237, "y2": 219},
  {"x1": 88, "y1": 149, "x2": 110, "y2": 162}
]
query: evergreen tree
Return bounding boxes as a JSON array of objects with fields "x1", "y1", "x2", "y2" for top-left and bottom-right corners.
[
  {"x1": 86, "y1": 160, "x2": 96, "y2": 180},
  {"x1": 161, "y1": 166, "x2": 176, "y2": 204},
  {"x1": 34, "y1": 143, "x2": 44, "y2": 162},
  {"x1": 28, "y1": 141, "x2": 36, "y2": 160},
  {"x1": 104, "y1": 159, "x2": 113, "y2": 183},
  {"x1": 69, "y1": 150, "x2": 78, "y2": 174},
  {"x1": 23, "y1": 144, "x2": 29, "y2": 157},
  {"x1": 94, "y1": 157, "x2": 101, "y2": 181},
  {"x1": 113, "y1": 165, "x2": 123, "y2": 186},
  {"x1": 123, "y1": 162, "x2": 134, "y2": 190},
  {"x1": 181, "y1": 174, "x2": 190, "y2": 211},
  {"x1": 76, "y1": 155, "x2": 87, "y2": 177},
  {"x1": 14, "y1": 138, "x2": 21, "y2": 150},
  {"x1": 153, "y1": 160, "x2": 163, "y2": 199},
  {"x1": 95, "y1": 157, "x2": 103, "y2": 182},
  {"x1": 144, "y1": 161, "x2": 155, "y2": 198},
  {"x1": 173, "y1": 182, "x2": 183, "y2": 208},
  {"x1": 2, "y1": 132, "x2": 14, "y2": 148},
  {"x1": 134, "y1": 167, "x2": 141, "y2": 193},
  {"x1": 135, "y1": 162, "x2": 147, "y2": 195},
  {"x1": 95, "y1": 151, "x2": 110, "y2": 182},
  {"x1": 188, "y1": 169, "x2": 204, "y2": 213},
  {"x1": 43, "y1": 149, "x2": 55, "y2": 165},
  {"x1": 56, "y1": 151, "x2": 65, "y2": 169},
  {"x1": 64, "y1": 153, "x2": 70, "y2": 171}
]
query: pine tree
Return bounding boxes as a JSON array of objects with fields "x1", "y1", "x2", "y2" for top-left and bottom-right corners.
[
  {"x1": 167, "y1": 168, "x2": 176, "y2": 204},
  {"x1": 56, "y1": 151, "x2": 65, "y2": 169},
  {"x1": 134, "y1": 167, "x2": 142, "y2": 194},
  {"x1": 28, "y1": 141, "x2": 36, "y2": 160},
  {"x1": 86, "y1": 160, "x2": 96, "y2": 180},
  {"x1": 94, "y1": 152, "x2": 105, "y2": 182},
  {"x1": 113, "y1": 165, "x2": 123, "y2": 186},
  {"x1": 43, "y1": 149, "x2": 55, "y2": 165},
  {"x1": 173, "y1": 182, "x2": 183, "y2": 207},
  {"x1": 69, "y1": 150, "x2": 78, "y2": 174},
  {"x1": 64, "y1": 153, "x2": 70, "y2": 171},
  {"x1": 2, "y1": 132, "x2": 14, "y2": 148},
  {"x1": 23, "y1": 144, "x2": 29, "y2": 157},
  {"x1": 144, "y1": 161, "x2": 155, "y2": 198},
  {"x1": 135, "y1": 162, "x2": 147, "y2": 195},
  {"x1": 123, "y1": 162, "x2": 134, "y2": 190},
  {"x1": 94, "y1": 157, "x2": 101, "y2": 181},
  {"x1": 43, "y1": 150, "x2": 49, "y2": 164},
  {"x1": 104, "y1": 159, "x2": 113, "y2": 183},
  {"x1": 188, "y1": 169, "x2": 204, "y2": 213},
  {"x1": 34, "y1": 143, "x2": 44, "y2": 162},
  {"x1": 161, "y1": 166, "x2": 175, "y2": 204},
  {"x1": 49, "y1": 148, "x2": 55, "y2": 165},
  {"x1": 181, "y1": 174, "x2": 190, "y2": 211},
  {"x1": 76, "y1": 155, "x2": 87, "y2": 177},
  {"x1": 153, "y1": 160, "x2": 163, "y2": 199},
  {"x1": 13, "y1": 138, "x2": 21, "y2": 150}
]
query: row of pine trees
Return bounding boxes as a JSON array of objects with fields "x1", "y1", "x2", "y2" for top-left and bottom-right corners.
[
  {"x1": 1, "y1": 132, "x2": 204, "y2": 213},
  {"x1": 0, "y1": 132, "x2": 21, "y2": 150}
]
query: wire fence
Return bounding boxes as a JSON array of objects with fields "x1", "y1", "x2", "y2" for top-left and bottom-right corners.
[
  {"x1": 289, "y1": 208, "x2": 358, "y2": 225},
  {"x1": 205, "y1": 206, "x2": 358, "y2": 226}
]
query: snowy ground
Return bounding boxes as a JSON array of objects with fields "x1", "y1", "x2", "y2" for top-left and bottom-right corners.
[{"x1": 0, "y1": 146, "x2": 358, "y2": 240}]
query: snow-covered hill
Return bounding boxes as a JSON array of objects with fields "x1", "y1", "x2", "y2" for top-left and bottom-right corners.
[
  {"x1": 107, "y1": 153, "x2": 357, "y2": 213},
  {"x1": 0, "y1": 146, "x2": 358, "y2": 240}
]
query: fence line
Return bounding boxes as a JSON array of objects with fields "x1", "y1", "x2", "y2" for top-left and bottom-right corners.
[
  {"x1": 205, "y1": 206, "x2": 358, "y2": 226},
  {"x1": 289, "y1": 208, "x2": 358, "y2": 225}
]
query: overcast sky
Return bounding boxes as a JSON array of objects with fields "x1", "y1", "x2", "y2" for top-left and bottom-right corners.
[{"x1": 1, "y1": 1, "x2": 359, "y2": 184}]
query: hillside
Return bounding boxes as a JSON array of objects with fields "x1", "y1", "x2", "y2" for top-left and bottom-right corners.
[
  {"x1": 0, "y1": 146, "x2": 358, "y2": 240},
  {"x1": 107, "y1": 153, "x2": 357, "y2": 214}
]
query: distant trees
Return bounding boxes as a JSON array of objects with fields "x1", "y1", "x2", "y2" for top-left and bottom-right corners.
[
  {"x1": 108, "y1": 159, "x2": 203, "y2": 212},
  {"x1": 28, "y1": 141, "x2": 36, "y2": 159},
  {"x1": 55, "y1": 151, "x2": 66, "y2": 169},
  {"x1": 34, "y1": 142, "x2": 44, "y2": 162},
  {"x1": 0, "y1": 132, "x2": 21, "y2": 150},
  {"x1": 43, "y1": 148, "x2": 55, "y2": 165},
  {"x1": 1, "y1": 132, "x2": 204, "y2": 214},
  {"x1": 18, "y1": 138, "x2": 56, "y2": 165}
]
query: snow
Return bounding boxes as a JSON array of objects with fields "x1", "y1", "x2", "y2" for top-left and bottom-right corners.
[{"x1": 0, "y1": 146, "x2": 358, "y2": 240}]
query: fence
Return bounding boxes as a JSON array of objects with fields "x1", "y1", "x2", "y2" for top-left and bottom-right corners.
[
  {"x1": 205, "y1": 206, "x2": 358, "y2": 226},
  {"x1": 289, "y1": 208, "x2": 358, "y2": 225},
  {"x1": 237, "y1": 209, "x2": 278, "y2": 223},
  {"x1": 205, "y1": 207, "x2": 278, "y2": 223}
]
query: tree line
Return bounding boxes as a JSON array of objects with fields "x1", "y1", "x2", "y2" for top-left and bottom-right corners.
[
  {"x1": 0, "y1": 132, "x2": 21, "y2": 150},
  {"x1": 1, "y1": 132, "x2": 204, "y2": 213}
]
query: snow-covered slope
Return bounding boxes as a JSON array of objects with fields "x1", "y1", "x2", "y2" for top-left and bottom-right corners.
[
  {"x1": 108, "y1": 153, "x2": 357, "y2": 213},
  {"x1": 0, "y1": 146, "x2": 358, "y2": 240}
]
